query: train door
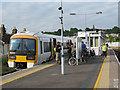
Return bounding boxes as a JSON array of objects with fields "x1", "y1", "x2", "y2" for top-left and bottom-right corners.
[
  {"x1": 40, "y1": 41, "x2": 43, "y2": 55},
  {"x1": 42, "y1": 38, "x2": 51, "y2": 62},
  {"x1": 53, "y1": 38, "x2": 56, "y2": 48},
  {"x1": 53, "y1": 38, "x2": 56, "y2": 59},
  {"x1": 39, "y1": 40, "x2": 43, "y2": 64},
  {"x1": 50, "y1": 38, "x2": 53, "y2": 60}
]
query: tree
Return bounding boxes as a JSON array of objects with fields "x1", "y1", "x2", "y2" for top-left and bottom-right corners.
[
  {"x1": 105, "y1": 26, "x2": 120, "y2": 34},
  {"x1": 69, "y1": 28, "x2": 78, "y2": 36},
  {"x1": 85, "y1": 27, "x2": 93, "y2": 31},
  {"x1": 112, "y1": 26, "x2": 120, "y2": 34},
  {"x1": 78, "y1": 29, "x2": 82, "y2": 31},
  {"x1": 12, "y1": 27, "x2": 17, "y2": 35},
  {"x1": 64, "y1": 30, "x2": 69, "y2": 36}
]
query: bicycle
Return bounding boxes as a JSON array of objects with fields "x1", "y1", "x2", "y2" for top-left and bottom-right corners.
[
  {"x1": 81, "y1": 49, "x2": 89, "y2": 62},
  {"x1": 90, "y1": 49, "x2": 95, "y2": 56},
  {"x1": 68, "y1": 51, "x2": 77, "y2": 65}
]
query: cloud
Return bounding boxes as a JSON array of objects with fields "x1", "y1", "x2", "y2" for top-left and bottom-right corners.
[
  {"x1": 64, "y1": 2, "x2": 118, "y2": 29},
  {"x1": 2, "y1": 2, "x2": 61, "y2": 33},
  {"x1": 1, "y1": 0, "x2": 119, "y2": 2},
  {"x1": 1, "y1": 2, "x2": 118, "y2": 34},
  {"x1": 0, "y1": 3, "x2": 2, "y2": 25}
]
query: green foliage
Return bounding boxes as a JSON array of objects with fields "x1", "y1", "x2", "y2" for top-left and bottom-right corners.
[
  {"x1": 64, "y1": 30, "x2": 69, "y2": 36},
  {"x1": 2, "y1": 55, "x2": 8, "y2": 66},
  {"x1": 43, "y1": 26, "x2": 120, "y2": 37},
  {"x1": 0, "y1": 55, "x2": 16, "y2": 75},
  {"x1": 105, "y1": 35, "x2": 120, "y2": 42},
  {"x1": 43, "y1": 28, "x2": 81, "y2": 36},
  {"x1": 105, "y1": 26, "x2": 120, "y2": 34},
  {"x1": 85, "y1": 27, "x2": 93, "y2": 31}
]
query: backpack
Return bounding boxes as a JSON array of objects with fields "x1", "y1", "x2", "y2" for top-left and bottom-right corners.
[
  {"x1": 71, "y1": 47, "x2": 73, "y2": 53},
  {"x1": 54, "y1": 48, "x2": 56, "y2": 52}
]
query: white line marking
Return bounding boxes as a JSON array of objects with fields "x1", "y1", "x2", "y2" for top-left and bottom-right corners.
[
  {"x1": 2, "y1": 64, "x2": 43, "y2": 77},
  {"x1": 112, "y1": 49, "x2": 120, "y2": 65},
  {"x1": 113, "y1": 79, "x2": 119, "y2": 88}
]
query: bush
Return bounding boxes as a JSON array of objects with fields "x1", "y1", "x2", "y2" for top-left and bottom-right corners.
[
  {"x1": 2, "y1": 55, "x2": 8, "y2": 66},
  {"x1": 0, "y1": 55, "x2": 16, "y2": 75}
]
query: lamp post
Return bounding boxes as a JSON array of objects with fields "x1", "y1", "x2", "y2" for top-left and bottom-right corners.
[{"x1": 58, "y1": 0, "x2": 65, "y2": 75}]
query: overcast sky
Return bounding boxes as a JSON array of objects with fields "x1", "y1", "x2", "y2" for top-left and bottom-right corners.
[{"x1": 0, "y1": 0, "x2": 119, "y2": 34}]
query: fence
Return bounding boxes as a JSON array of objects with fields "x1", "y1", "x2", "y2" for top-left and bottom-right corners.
[{"x1": 0, "y1": 44, "x2": 9, "y2": 55}]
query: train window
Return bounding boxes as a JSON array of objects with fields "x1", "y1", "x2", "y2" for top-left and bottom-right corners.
[
  {"x1": 44, "y1": 42, "x2": 50, "y2": 52},
  {"x1": 40, "y1": 41, "x2": 42, "y2": 54},
  {"x1": 74, "y1": 43, "x2": 76, "y2": 48},
  {"x1": 82, "y1": 37, "x2": 85, "y2": 39},
  {"x1": 50, "y1": 39, "x2": 52, "y2": 51},
  {"x1": 23, "y1": 39, "x2": 35, "y2": 51},
  {"x1": 90, "y1": 37, "x2": 93, "y2": 47},
  {"x1": 10, "y1": 39, "x2": 22, "y2": 50},
  {"x1": 95, "y1": 37, "x2": 98, "y2": 47}
]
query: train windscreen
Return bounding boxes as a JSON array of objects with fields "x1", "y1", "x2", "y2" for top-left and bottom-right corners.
[
  {"x1": 10, "y1": 38, "x2": 36, "y2": 55},
  {"x1": 10, "y1": 39, "x2": 22, "y2": 50}
]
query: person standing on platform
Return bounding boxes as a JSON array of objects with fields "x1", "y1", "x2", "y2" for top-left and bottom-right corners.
[
  {"x1": 102, "y1": 43, "x2": 107, "y2": 57},
  {"x1": 55, "y1": 42, "x2": 61, "y2": 64},
  {"x1": 67, "y1": 43, "x2": 74, "y2": 64},
  {"x1": 81, "y1": 41, "x2": 86, "y2": 62}
]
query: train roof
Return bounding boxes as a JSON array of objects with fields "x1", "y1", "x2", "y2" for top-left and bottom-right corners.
[
  {"x1": 12, "y1": 31, "x2": 76, "y2": 41},
  {"x1": 35, "y1": 33, "x2": 76, "y2": 40}
]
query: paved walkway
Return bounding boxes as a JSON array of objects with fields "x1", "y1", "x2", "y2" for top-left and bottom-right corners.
[
  {"x1": 2, "y1": 56, "x2": 104, "y2": 88},
  {"x1": 1, "y1": 49, "x2": 119, "y2": 89},
  {"x1": 97, "y1": 49, "x2": 119, "y2": 89}
]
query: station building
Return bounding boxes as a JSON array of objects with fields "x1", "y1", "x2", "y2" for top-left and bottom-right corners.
[{"x1": 78, "y1": 31, "x2": 106, "y2": 55}]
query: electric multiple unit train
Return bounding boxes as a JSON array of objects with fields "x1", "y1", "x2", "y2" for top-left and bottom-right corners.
[{"x1": 8, "y1": 31, "x2": 77, "y2": 68}]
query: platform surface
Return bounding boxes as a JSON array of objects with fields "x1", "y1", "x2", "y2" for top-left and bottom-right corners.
[{"x1": 1, "y1": 49, "x2": 120, "y2": 89}]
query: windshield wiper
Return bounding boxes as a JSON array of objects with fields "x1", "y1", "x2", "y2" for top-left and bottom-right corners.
[
  {"x1": 24, "y1": 44, "x2": 35, "y2": 55},
  {"x1": 14, "y1": 43, "x2": 21, "y2": 50},
  {"x1": 24, "y1": 44, "x2": 30, "y2": 51}
]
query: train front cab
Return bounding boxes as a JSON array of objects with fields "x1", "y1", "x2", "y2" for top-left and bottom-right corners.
[{"x1": 8, "y1": 35, "x2": 38, "y2": 68}]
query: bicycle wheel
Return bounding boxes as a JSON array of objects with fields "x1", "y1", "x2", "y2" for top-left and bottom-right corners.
[{"x1": 69, "y1": 57, "x2": 76, "y2": 65}]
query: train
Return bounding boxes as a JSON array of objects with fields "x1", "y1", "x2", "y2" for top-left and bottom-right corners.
[{"x1": 8, "y1": 31, "x2": 77, "y2": 68}]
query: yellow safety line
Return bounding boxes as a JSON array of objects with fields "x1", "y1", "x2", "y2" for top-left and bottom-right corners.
[
  {"x1": 93, "y1": 58, "x2": 106, "y2": 89},
  {"x1": 0, "y1": 63, "x2": 57, "y2": 86}
]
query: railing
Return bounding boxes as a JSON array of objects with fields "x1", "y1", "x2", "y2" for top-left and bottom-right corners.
[{"x1": 0, "y1": 44, "x2": 9, "y2": 55}]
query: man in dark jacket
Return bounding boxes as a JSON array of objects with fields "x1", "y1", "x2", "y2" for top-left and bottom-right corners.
[{"x1": 55, "y1": 42, "x2": 61, "y2": 64}]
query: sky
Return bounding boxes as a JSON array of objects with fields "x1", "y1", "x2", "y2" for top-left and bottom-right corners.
[{"x1": 0, "y1": 0, "x2": 119, "y2": 34}]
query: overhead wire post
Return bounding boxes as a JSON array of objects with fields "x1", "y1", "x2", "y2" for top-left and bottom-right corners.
[{"x1": 58, "y1": 0, "x2": 65, "y2": 75}]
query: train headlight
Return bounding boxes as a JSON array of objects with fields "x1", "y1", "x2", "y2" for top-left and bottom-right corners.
[
  {"x1": 27, "y1": 56, "x2": 35, "y2": 60},
  {"x1": 9, "y1": 55, "x2": 16, "y2": 59}
]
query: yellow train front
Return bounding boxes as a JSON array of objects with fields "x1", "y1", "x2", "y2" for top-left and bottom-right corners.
[{"x1": 8, "y1": 33, "x2": 38, "y2": 68}]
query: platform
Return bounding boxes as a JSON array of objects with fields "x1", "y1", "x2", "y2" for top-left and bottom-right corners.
[
  {"x1": 97, "y1": 49, "x2": 119, "y2": 88},
  {"x1": 1, "y1": 49, "x2": 119, "y2": 89}
]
